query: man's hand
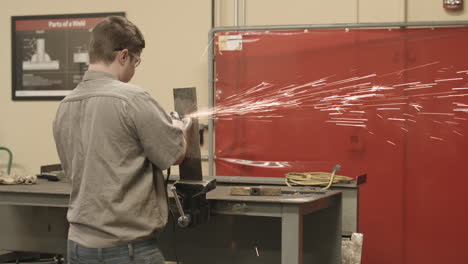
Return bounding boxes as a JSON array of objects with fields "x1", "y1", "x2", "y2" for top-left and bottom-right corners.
[
  {"x1": 169, "y1": 111, "x2": 182, "y2": 121},
  {"x1": 172, "y1": 117, "x2": 192, "y2": 132},
  {"x1": 171, "y1": 111, "x2": 193, "y2": 132},
  {"x1": 172, "y1": 116, "x2": 194, "y2": 165},
  {"x1": 181, "y1": 117, "x2": 192, "y2": 131}
]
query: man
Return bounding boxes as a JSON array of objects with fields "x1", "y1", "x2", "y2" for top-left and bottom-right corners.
[{"x1": 53, "y1": 16, "x2": 189, "y2": 264}]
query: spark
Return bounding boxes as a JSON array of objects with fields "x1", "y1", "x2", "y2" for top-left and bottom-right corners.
[
  {"x1": 321, "y1": 74, "x2": 377, "y2": 88},
  {"x1": 412, "y1": 91, "x2": 455, "y2": 98},
  {"x1": 335, "y1": 123, "x2": 367, "y2": 128},
  {"x1": 200, "y1": 37, "x2": 214, "y2": 59},
  {"x1": 454, "y1": 117, "x2": 467, "y2": 120},
  {"x1": 342, "y1": 93, "x2": 378, "y2": 101},
  {"x1": 362, "y1": 102, "x2": 406, "y2": 108},
  {"x1": 430, "y1": 136, "x2": 444, "y2": 141},
  {"x1": 339, "y1": 82, "x2": 372, "y2": 90},
  {"x1": 377, "y1": 108, "x2": 401, "y2": 111},
  {"x1": 410, "y1": 104, "x2": 423, "y2": 111},
  {"x1": 456, "y1": 70, "x2": 468, "y2": 74},
  {"x1": 387, "y1": 140, "x2": 396, "y2": 146},
  {"x1": 246, "y1": 119, "x2": 274, "y2": 122},
  {"x1": 418, "y1": 112, "x2": 455, "y2": 116},
  {"x1": 368, "y1": 131, "x2": 375, "y2": 135},
  {"x1": 436, "y1": 93, "x2": 468, "y2": 98},
  {"x1": 190, "y1": 63, "x2": 467, "y2": 141},
  {"x1": 407, "y1": 83, "x2": 436, "y2": 88},
  {"x1": 370, "y1": 85, "x2": 395, "y2": 91},
  {"x1": 218, "y1": 158, "x2": 291, "y2": 168},
  {"x1": 393, "y1": 82, "x2": 421, "y2": 87},
  {"x1": 453, "y1": 131, "x2": 464, "y2": 136},
  {"x1": 435, "y1": 78, "x2": 463, "y2": 82},
  {"x1": 331, "y1": 118, "x2": 368, "y2": 121},
  {"x1": 380, "y1": 62, "x2": 440, "y2": 78},
  {"x1": 326, "y1": 120, "x2": 365, "y2": 124},
  {"x1": 320, "y1": 107, "x2": 347, "y2": 112},
  {"x1": 403, "y1": 86, "x2": 432, "y2": 91}
]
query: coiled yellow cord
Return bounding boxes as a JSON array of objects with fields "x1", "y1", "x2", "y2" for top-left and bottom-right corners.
[{"x1": 285, "y1": 171, "x2": 352, "y2": 189}]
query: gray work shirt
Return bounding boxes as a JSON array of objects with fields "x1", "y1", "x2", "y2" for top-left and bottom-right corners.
[{"x1": 53, "y1": 70, "x2": 184, "y2": 248}]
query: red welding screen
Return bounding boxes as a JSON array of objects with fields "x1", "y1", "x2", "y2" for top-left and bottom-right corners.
[{"x1": 213, "y1": 28, "x2": 468, "y2": 264}]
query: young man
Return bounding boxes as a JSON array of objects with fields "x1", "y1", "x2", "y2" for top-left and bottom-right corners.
[{"x1": 53, "y1": 16, "x2": 189, "y2": 264}]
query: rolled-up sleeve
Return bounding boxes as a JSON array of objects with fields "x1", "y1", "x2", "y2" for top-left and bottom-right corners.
[{"x1": 129, "y1": 92, "x2": 185, "y2": 170}]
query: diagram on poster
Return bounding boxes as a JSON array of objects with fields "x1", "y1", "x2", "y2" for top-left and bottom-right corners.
[
  {"x1": 12, "y1": 12, "x2": 124, "y2": 100},
  {"x1": 23, "y1": 38, "x2": 60, "y2": 70}
]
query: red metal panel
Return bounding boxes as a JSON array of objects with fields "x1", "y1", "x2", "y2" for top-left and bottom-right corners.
[
  {"x1": 403, "y1": 28, "x2": 468, "y2": 264},
  {"x1": 213, "y1": 27, "x2": 468, "y2": 264}
]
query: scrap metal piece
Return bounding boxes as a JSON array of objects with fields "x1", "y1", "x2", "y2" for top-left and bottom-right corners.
[{"x1": 230, "y1": 186, "x2": 282, "y2": 196}]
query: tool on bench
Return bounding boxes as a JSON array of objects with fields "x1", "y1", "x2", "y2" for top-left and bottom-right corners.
[
  {"x1": 37, "y1": 164, "x2": 64, "y2": 182},
  {"x1": 230, "y1": 186, "x2": 282, "y2": 196},
  {"x1": 230, "y1": 186, "x2": 328, "y2": 196}
]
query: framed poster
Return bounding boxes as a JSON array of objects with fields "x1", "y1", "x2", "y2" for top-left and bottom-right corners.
[{"x1": 11, "y1": 12, "x2": 125, "y2": 100}]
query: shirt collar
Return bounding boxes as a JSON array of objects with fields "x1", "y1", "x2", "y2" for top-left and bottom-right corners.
[{"x1": 82, "y1": 70, "x2": 117, "y2": 82}]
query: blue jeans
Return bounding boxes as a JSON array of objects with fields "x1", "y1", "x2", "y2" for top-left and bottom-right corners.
[{"x1": 67, "y1": 239, "x2": 165, "y2": 264}]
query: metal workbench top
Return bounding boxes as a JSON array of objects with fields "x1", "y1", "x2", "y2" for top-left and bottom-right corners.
[
  {"x1": 0, "y1": 179, "x2": 340, "y2": 208},
  {"x1": 0, "y1": 179, "x2": 70, "y2": 195}
]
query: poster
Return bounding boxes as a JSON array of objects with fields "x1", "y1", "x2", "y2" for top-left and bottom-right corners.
[{"x1": 11, "y1": 12, "x2": 125, "y2": 100}]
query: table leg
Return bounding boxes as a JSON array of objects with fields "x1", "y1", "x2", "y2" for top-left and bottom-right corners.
[{"x1": 281, "y1": 205, "x2": 303, "y2": 264}]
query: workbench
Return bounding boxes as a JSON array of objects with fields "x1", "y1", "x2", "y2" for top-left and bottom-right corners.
[{"x1": 0, "y1": 179, "x2": 342, "y2": 264}]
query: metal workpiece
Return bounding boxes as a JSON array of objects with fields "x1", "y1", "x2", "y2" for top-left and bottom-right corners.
[
  {"x1": 173, "y1": 87, "x2": 218, "y2": 228},
  {"x1": 173, "y1": 87, "x2": 203, "y2": 181}
]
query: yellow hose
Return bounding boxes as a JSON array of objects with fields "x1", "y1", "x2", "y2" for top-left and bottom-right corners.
[{"x1": 285, "y1": 167, "x2": 352, "y2": 189}]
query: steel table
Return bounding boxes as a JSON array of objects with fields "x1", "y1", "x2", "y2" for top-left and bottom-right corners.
[{"x1": 0, "y1": 180, "x2": 342, "y2": 264}]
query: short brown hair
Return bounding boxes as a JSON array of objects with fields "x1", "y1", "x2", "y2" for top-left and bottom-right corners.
[{"x1": 89, "y1": 16, "x2": 145, "y2": 64}]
